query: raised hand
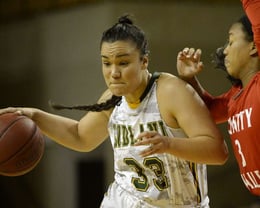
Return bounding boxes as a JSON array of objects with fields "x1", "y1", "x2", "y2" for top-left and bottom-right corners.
[{"x1": 177, "y1": 48, "x2": 204, "y2": 79}]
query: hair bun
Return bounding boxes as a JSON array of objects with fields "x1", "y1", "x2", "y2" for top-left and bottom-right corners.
[{"x1": 118, "y1": 14, "x2": 133, "y2": 25}]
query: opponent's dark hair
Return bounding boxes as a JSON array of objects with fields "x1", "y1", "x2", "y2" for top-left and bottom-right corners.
[
  {"x1": 212, "y1": 15, "x2": 253, "y2": 86},
  {"x1": 212, "y1": 46, "x2": 242, "y2": 86},
  {"x1": 238, "y1": 15, "x2": 253, "y2": 42},
  {"x1": 50, "y1": 14, "x2": 148, "y2": 111}
]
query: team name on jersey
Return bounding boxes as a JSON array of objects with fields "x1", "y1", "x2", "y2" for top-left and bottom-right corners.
[
  {"x1": 112, "y1": 120, "x2": 167, "y2": 148},
  {"x1": 241, "y1": 170, "x2": 260, "y2": 191},
  {"x1": 228, "y1": 107, "x2": 252, "y2": 135}
]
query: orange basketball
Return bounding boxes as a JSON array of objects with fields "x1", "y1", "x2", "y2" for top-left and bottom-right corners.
[{"x1": 0, "y1": 113, "x2": 45, "y2": 176}]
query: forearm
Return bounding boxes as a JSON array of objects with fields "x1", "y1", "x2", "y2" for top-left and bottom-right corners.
[
  {"x1": 167, "y1": 136, "x2": 228, "y2": 165},
  {"x1": 135, "y1": 130, "x2": 228, "y2": 165},
  {"x1": 31, "y1": 109, "x2": 85, "y2": 151},
  {"x1": 180, "y1": 76, "x2": 206, "y2": 99}
]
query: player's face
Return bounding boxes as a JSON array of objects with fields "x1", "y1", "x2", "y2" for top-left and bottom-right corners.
[
  {"x1": 101, "y1": 40, "x2": 148, "y2": 98},
  {"x1": 223, "y1": 23, "x2": 253, "y2": 79}
]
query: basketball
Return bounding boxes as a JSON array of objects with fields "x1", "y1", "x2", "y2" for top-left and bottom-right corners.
[{"x1": 0, "y1": 112, "x2": 45, "y2": 176}]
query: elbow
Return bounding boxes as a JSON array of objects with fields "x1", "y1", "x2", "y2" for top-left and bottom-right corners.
[
  {"x1": 64, "y1": 143, "x2": 95, "y2": 153},
  {"x1": 220, "y1": 142, "x2": 229, "y2": 164},
  {"x1": 217, "y1": 151, "x2": 229, "y2": 165},
  {"x1": 75, "y1": 136, "x2": 107, "y2": 153},
  {"x1": 75, "y1": 141, "x2": 97, "y2": 152},
  {"x1": 209, "y1": 151, "x2": 228, "y2": 165},
  {"x1": 214, "y1": 141, "x2": 229, "y2": 165}
]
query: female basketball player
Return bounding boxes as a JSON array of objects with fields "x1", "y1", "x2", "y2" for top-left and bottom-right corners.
[
  {"x1": 177, "y1": 0, "x2": 260, "y2": 196},
  {"x1": 0, "y1": 15, "x2": 228, "y2": 207}
]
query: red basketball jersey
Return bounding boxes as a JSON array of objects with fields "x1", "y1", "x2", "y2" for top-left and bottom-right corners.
[
  {"x1": 227, "y1": 73, "x2": 260, "y2": 195},
  {"x1": 203, "y1": 73, "x2": 260, "y2": 195}
]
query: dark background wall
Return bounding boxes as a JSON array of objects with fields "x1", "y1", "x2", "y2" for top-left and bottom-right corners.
[{"x1": 0, "y1": 0, "x2": 259, "y2": 207}]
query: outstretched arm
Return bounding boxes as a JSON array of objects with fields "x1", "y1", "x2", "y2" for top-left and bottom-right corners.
[{"x1": 0, "y1": 90, "x2": 112, "y2": 152}]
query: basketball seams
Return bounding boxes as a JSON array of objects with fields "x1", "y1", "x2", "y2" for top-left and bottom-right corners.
[
  {"x1": 0, "y1": 121, "x2": 38, "y2": 166},
  {"x1": 0, "y1": 113, "x2": 45, "y2": 176},
  {"x1": 0, "y1": 117, "x2": 36, "y2": 161},
  {"x1": 0, "y1": 115, "x2": 24, "y2": 139},
  {"x1": 12, "y1": 127, "x2": 44, "y2": 170},
  {"x1": 0, "y1": 135, "x2": 43, "y2": 176}
]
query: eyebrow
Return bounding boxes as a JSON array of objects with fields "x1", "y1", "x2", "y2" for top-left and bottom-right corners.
[{"x1": 101, "y1": 53, "x2": 130, "y2": 59}]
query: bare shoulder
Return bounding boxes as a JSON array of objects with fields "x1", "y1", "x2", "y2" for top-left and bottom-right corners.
[
  {"x1": 157, "y1": 72, "x2": 195, "y2": 96},
  {"x1": 98, "y1": 89, "x2": 113, "y2": 103},
  {"x1": 157, "y1": 72, "x2": 206, "y2": 126},
  {"x1": 157, "y1": 73, "x2": 196, "y2": 127},
  {"x1": 96, "y1": 89, "x2": 114, "y2": 118}
]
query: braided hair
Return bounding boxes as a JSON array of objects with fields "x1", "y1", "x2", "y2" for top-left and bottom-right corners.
[
  {"x1": 212, "y1": 15, "x2": 253, "y2": 86},
  {"x1": 51, "y1": 14, "x2": 149, "y2": 111},
  {"x1": 50, "y1": 95, "x2": 122, "y2": 112}
]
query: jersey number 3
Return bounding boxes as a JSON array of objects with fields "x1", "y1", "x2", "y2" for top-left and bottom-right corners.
[
  {"x1": 124, "y1": 157, "x2": 169, "y2": 192},
  {"x1": 235, "y1": 139, "x2": 247, "y2": 167}
]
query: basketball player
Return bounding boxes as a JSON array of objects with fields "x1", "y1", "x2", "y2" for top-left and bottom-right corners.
[
  {"x1": 0, "y1": 15, "x2": 228, "y2": 207},
  {"x1": 176, "y1": 0, "x2": 260, "y2": 196}
]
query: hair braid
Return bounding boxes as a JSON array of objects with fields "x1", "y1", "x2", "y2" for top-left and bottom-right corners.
[{"x1": 49, "y1": 95, "x2": 122, "y2": 112}]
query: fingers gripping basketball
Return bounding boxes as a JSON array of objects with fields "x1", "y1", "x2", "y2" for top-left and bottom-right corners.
[{"x1": 0, "y1": 113, "x2": 45, "y2": 176}]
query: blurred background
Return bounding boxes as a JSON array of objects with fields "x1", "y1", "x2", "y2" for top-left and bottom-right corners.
[{"x1": 0, "y1": 0, "x2": 260, "y2": 207}]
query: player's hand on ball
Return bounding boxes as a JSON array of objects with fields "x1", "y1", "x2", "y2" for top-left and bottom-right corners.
[
  {"x1": 135, "y1": 131, "x2": 171, "y2": 157},
  {"x1": 0, "y1": 107, "x2": 34, "y2": 119}
]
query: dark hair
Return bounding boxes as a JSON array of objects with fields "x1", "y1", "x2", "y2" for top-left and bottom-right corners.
[
  {"x1": 238, "y1": 15, "x2": 253, "y2": 42},
  {"x1": 51, "y1": 14, "x2": 148, "y2": 111},
  {"x1": 212, "y1": 46, "x2": 242, "y2": 86},
  {"x1": 101, "y1": 14, "x2": 149, "y2": 57},
  {"x1": 212, "y1": 15, "x2": 253, "y2": 86},
  {"x1": 50, "y1": 95, "x2": 122, "y2": 112}
]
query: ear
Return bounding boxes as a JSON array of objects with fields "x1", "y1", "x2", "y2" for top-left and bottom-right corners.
[
  {"x1": 141, "y1": 55, "x2": 149, "y2": 70},
  {"x1": 250, "y1": 42, "x2": 258, "y2": 56}
]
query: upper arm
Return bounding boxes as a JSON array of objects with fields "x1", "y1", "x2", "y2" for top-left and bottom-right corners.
[
  {"x1": 158, "y1": 74, "x2": 221, "y2": 139},
  {"x1": 78, "y1": 89, "x2": 113, "y2": 151},
  {"x1": 157, "y1": 74, "x2": 228, "y2": 164}
]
